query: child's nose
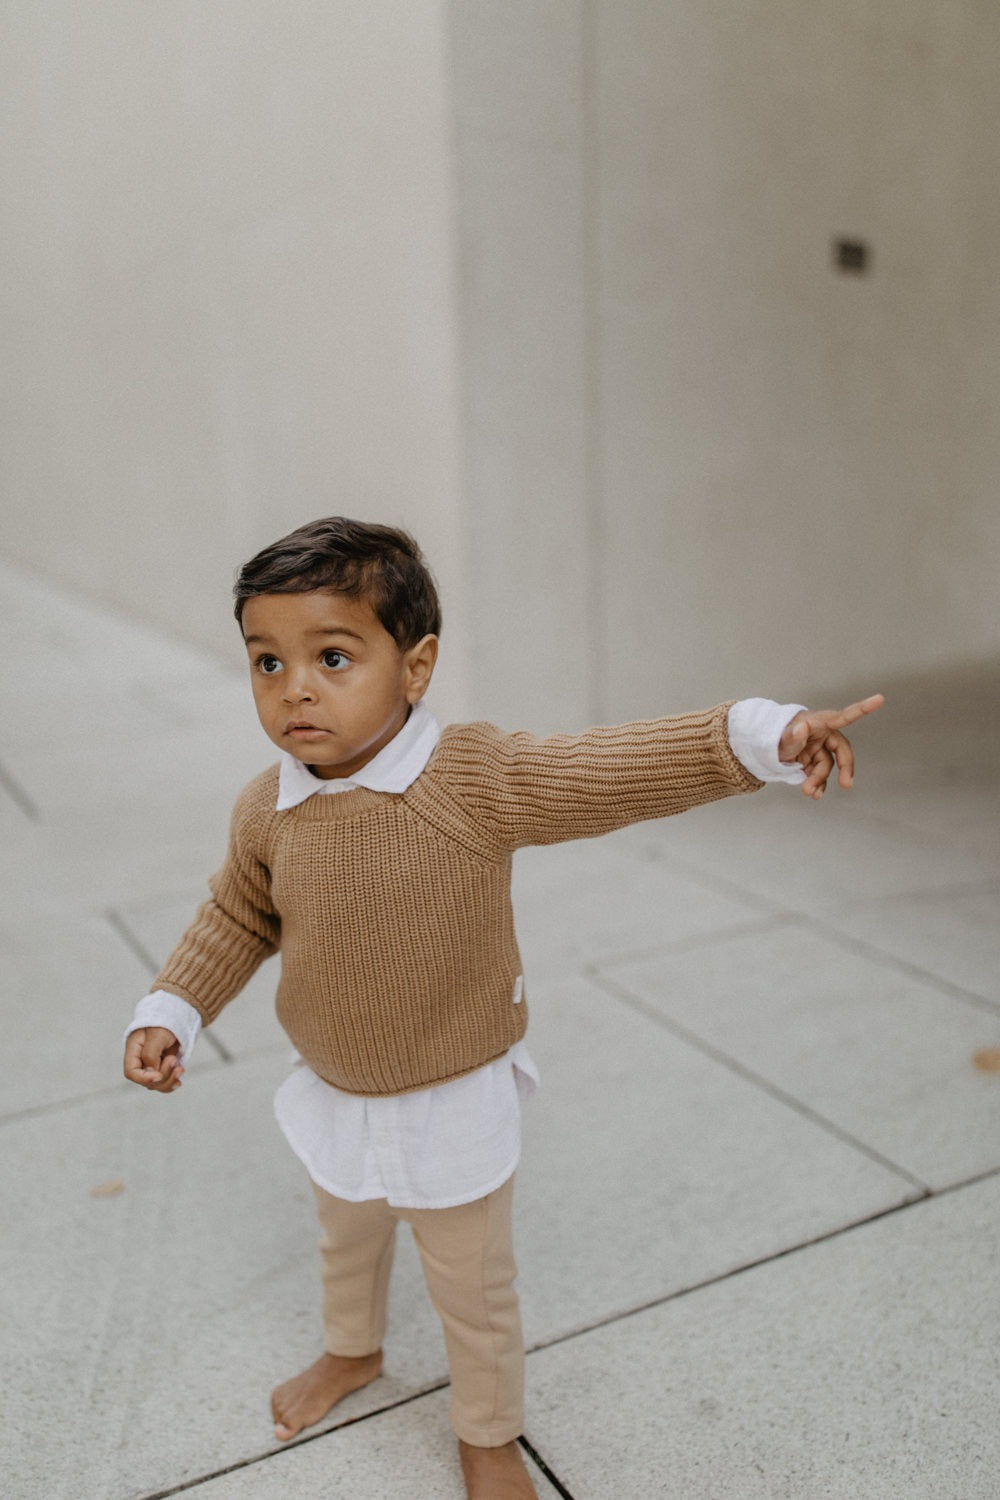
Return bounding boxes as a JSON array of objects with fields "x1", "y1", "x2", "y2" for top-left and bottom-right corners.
[{"x1": 282, "y1": 669, "x2": 317, "y2": 702}]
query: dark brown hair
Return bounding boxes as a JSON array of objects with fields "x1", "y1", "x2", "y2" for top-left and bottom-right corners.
[{"x1": 233, "y1": 517, "x2": 441, "y2": 648}]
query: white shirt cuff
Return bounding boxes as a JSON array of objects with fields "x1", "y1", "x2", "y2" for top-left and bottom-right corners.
[
  {"x1": 124, "y1": 990, "x2": 202, "y2": 1064},
  {"x1": 728, "y1": 699, "x2": 808, "y2": 784}
]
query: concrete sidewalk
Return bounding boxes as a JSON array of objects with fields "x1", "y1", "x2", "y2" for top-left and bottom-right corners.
[{"x1": 2, "y1": 555, "x2": 998, "y2": 1498}]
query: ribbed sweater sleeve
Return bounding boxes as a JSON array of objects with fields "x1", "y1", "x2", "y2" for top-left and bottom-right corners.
[
  {"x1": 429, "y1": 703, "x2": 762, "y2": 854},
  {"x1": 153, "y1": 770, "x2": 281, "y2": 1024}
]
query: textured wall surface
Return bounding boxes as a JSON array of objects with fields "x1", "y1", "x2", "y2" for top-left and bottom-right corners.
[
  {"x1": 1, "y1": 2, "x2": 472, "y2": 716},
  {"x1": 4, "y1": 2, "x2": 998, "y2": 727},
  {"x1": 452, "y1": 1, "x2": 1000, "y2": 724}
]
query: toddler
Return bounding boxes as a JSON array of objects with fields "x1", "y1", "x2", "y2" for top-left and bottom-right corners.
[{"x1": 123, "y1": 516, "x2": 883, "y2": 1499}]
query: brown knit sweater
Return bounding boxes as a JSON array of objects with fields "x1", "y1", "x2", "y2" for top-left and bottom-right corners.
[{"x1": 153, "y1": 706, "x2": 761, "y2": 1096}]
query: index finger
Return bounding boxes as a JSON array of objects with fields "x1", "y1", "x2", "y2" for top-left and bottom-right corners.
[{"x1": 824, "y1": 693, "x2": 885, "y2": 730}]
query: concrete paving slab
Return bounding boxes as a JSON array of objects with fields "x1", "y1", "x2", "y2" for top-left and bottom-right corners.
[
  {"x1": 858, "y1": 776, "x2": 1000, "y2": 862},
  {"x1": 630, "y1": 785, "x2": 998, "y2": 916},
  {"x1": 0, "y1": 704, "x2": 272, "y2": 819},
  {"x1": 3, "y1": 1055, "x2": 452, "y2": 1500},
  {"x1": 176, "y1": 1391, "x2": 564, "y2": 1499},
  {"x1": 512, "y1": 973, "x2": 917, "y2": 1343},
  {"x1": 0, "y1": 909, "x2": 161, "y2": 1119},
  {"x1": 599, "y1": 922, "x2": 1000, "y2": 1190},
  {"x1": 0, "y1": 558, "x2": 272, "y2": 818},
  {"x1": 6, "y1": 563, "x2": 997, "y2": 1500},
  {"x1": 0, "y1": 557, "x2": 229, "y2": 692},
  {"x1": 523, "y1": 1174, "x2": 1000, "y2": 1499},
  {"x1": 0, "y1": 717, "x2": 272, "y2": 930},
  {"x1": 0, "y1": 795, "x2": 57, "y2": 927},
  {"x1": 820, "y1": 884, "x2": 1000, "y2": 1006},
  {"x1": 4, "y1": 973, "x2": 915, "y2": 1500},
  {"x1": 9, "y1": 787, "x2": 259, "y2": 917},
  {"x1": 512, "y1": 834, "x2": 769, "y2": 980}
]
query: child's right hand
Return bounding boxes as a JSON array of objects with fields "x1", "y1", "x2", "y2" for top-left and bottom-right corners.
[{"x1": 123, "y1": 1027, "x2": 185, "y2": 1093}]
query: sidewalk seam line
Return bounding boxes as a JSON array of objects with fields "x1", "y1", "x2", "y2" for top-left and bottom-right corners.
[
  {"x1": 133, "y1": 1383, "x2": 451, "y2": 1499},
  {"x1": 644, "y1": 846, "x2": 1000, "y2": 1017},
  {"x1": 124, "y1": 1170, "x2": 1000, "y2": 1500},
  {"x1": 519, "y1": 1434, "x2": 578, "y2": 1498},
  {"x1": 804, "y1": 914, "x2": 1000, "y2": 1019},
  {"x1": 0, "y1": 756, "x2": 41, "y2": 821},
  {"x1": 105, "y1": 908, "x2": 234, "y2": 1063},
  {"x1": 589, "y1": 965, "x2": 930, "y2": 1192},
  {"x1": 521, "y1": 1169, "x2": 999, "y2": 1356}
]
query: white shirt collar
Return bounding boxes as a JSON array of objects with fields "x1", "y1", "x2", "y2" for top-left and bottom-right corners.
[{"x1": 276, "y1": 700, "x2": 442, "y2": 810}]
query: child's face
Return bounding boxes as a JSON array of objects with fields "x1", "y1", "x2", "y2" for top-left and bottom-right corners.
[{"x1": 241, "y1": 590, "x2": 437, "y2": 779}]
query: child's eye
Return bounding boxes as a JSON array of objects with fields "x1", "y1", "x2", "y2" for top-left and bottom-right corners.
[
  {"x1": 322, "y1": 650, "x2": 350, "y2": 670},
  {"x1": 256, "y1": 655, "x2": 282, "y2": 675}
]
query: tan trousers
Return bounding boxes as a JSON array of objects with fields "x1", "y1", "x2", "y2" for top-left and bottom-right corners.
[{"x1": 311, "y1": 1174, "x2": 525, "y2": 1447}]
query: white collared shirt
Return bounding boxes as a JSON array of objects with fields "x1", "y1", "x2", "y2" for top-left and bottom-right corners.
[
  {"x1": 127, "y1": 698, "x2": 804, "y2": 1208},
  {"x1": 274, "y1": 698, "x2": 444, "y2": 809}
]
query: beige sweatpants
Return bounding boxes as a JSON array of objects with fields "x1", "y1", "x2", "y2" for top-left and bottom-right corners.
[{"x1": 311, "y1": 1174, "x2": 525, "y2": 1447}]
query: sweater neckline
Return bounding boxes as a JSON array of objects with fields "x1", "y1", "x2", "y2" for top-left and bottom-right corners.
[{"x1": 288, "y1": 785, "x2": 396, "y2": 820}]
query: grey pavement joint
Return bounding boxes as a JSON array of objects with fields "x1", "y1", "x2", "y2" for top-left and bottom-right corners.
[{"x1": 3, "y1": 558, "x2": 998, "y2": 1497}]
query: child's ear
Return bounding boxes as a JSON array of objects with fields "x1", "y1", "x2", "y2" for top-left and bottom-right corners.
[{"x1": 404, "y1": 634, "x2": 438, "y2": 702}]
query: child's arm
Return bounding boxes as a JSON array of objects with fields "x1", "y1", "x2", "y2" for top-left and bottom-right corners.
[
  {"x1": 123, "y1": 1027, "x2": 184, "y2": 1093},
  {"x1": 778, "y1": 693, "x2": 885, "y2": 800},
  {"x1": 433, "y1": 694, "x2": 885, "y2": 852},
  {"x1": 119, "y1": 774, "x2": 279, "y2": 1093},
  {"x1": 435, "y1": 704, "x2": 764, "y2": 853},
  {"x1": 143, "y1": 776, "x2": 281, "y2": 1027}
]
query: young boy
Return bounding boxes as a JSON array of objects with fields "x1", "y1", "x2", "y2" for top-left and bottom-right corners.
[{"x1": 123, "y1": 517, "x2": 883, "y2": 1500}]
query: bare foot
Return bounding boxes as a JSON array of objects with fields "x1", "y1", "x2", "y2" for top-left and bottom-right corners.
[
  {"x1": 270, "y1": 1350, "x2": 383, "y2": 1441},
  {"x1": 458, "y1": 1439, "x2": 538, "y2": 1499}
]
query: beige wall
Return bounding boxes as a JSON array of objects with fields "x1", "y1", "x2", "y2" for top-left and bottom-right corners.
[
  {"x1": 4, "y1": 3, "x2": 998, "y2": 730},
  {"x1": 453, "y1": 0, "x2": 1000, "y2": 725},
  {"x1": 1, "y1": 1, "x2": 472, "y2": 718}
]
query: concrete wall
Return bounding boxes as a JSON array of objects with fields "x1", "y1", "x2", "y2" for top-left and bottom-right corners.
[
  {"x1": 1, "y1": 1, "x2": 472, "y2": 718},
  {"x1": 454, "y1": 0, "x2": 1000, "y2": 725},
  {"x1": 4, "y1": 2, "x2": 999, "y2": 729}
]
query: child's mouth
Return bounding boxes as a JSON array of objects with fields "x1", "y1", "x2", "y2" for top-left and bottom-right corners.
[{"x1": 286, "y1": 723, "x2": 330, "y2": 740}]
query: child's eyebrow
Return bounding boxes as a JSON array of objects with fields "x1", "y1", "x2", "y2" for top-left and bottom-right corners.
[
  {"x1": 243, "y1": 627, "x2": 367, "y2": 647},
  {"x1": 308, "y1": 627, "x2": 366, "y2": 642}
]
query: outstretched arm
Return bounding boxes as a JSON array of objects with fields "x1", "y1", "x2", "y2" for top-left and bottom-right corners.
[{"x1": 778, "y1": 694, "x2": 885, "y2": 800}]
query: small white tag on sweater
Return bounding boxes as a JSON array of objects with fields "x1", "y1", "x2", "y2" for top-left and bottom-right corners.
[{"x1": 513, "y1": 975, "x2": 524, "y2": 1005}]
